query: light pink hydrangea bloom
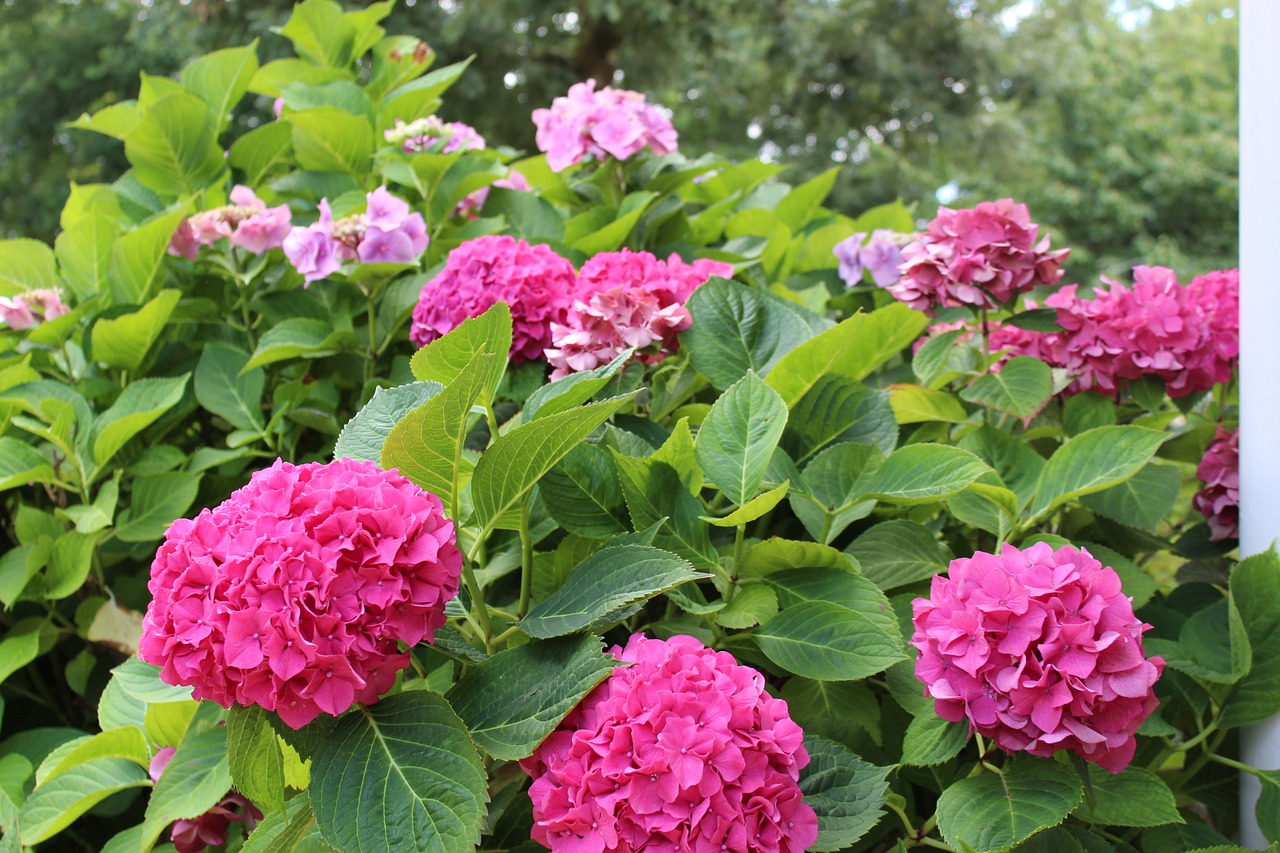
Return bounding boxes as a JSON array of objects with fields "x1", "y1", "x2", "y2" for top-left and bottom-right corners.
[
  {"x1": 282, "y1": 199, "x2": 342, "y2": 284},
  {"x1": 533, "y1": 79, "x2": 678, "y2": 172},
  {"x1": 409, "y1": 234, "x2": 577, "y2": 362},
  {"x1": 149, "y1": 747, "x2": 261, "y2": 853},
  {"x1": 911, "y1": 542, "x2": 1164, "y2": 773},
  {"x1": 545, "y1": 249, "x2": 732, "y2": 379},
  {"x1": 167, "y1": 185, "x2": 292, "y2": 259},
  {"x1": 521, "y1": 634, "x2": 818, "y2": 853},
  {"x1": 0, "y1": 288, "x2": 69, "y2": 330},
  {"x1": 833, "y1": 229, "x2": 908, "y2": 288},
  {"x1": 139, "y1": 457, "x2": 462, "y2": 729},
  {"x1": 1194, "y1": 427, "x2": 1239, "y2": 541},
  {"x1": 283, "y1": 188, "x2": 428, "y2": 283},
  {"x1": 891, "y1": 199, "x2": 1069, "y2": 312}
]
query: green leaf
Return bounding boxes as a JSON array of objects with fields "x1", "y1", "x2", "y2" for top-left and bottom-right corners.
[
  {"x1": 788, "y1": 378, "x2": 897, "y2": 463},
  {"x1": 705, "y1": 480, "x2": 791, "y2": 527},
  {"x1": 110, "y1": 655, "x2": 194, "y2": 704},
  {"x1": 775, "y1": 166, "x2": 841, "y2": 229},
  {"x1": 936, "y1": 758, "x2": 1083, "y2": 853},
  {"x1": 66, "y1": 101, "x2": 141, "y2": 142},
  {"x1": 92, "y1": 288, "x2": 181, "y2": 369},
  {"x1": 409, "y1": 301, "x2": 510, "y2": 402},
  {"x1": 310, "y1": 691, "x2": 488, "y2": 853},
  {"x1": 280, "y1": 81, "x2": 373, "y2": 119},
  {"x1": 762, "y1": 567, "x2": 901, "y2": 641},
  {"x1": 857, "y1": 444, "x2": 990, "y2": 505},
  {"x1": 913, "y1": 329, "x2": 974, "y2": 387},
  {"x1": 849, "y1": 517, "x2": 952, "y2": 591},
  {"x1": 539, "y1": 443, "x2": 629, "y2": 538},
  {"x1": 124, "y1": 92, "x2": 226, "y2": 197},
  {"x1": 91, "y1": 374, "x2": 191, "y2": 469},
  {"x1": 753, "y1": 601, "x2": 906, "y2": 680},
  {"x1": 958, "y1": 427, "x2": 1046, "y2": 511},
  {"x1": 107, "y1": 210, "x2": 187, "y2": 305},
  {"x1": 241, "y1": 793, "x2": 326, "y2": 853},
  {"x1": 0, "y1": 623, "x2": 45, "y2": 686},
  {"x1": 799, "y1": 734, "x2": 891, "y2": 851},
  {"x1": 245, "y1": 318, "x2": 358, "y2": 370},
  {"x1": 901, "y1": 713, "x2": 969, "y2": 766},
  {"x1": 480, "y1": 188, "x2": 565, "y2": 242},
  {"x1": 0, "y1": 239, "x2": 60, "y2": 297},
  {"x1": 741, "y1": 538, "x2": 853, "y2": 580},
  {"x1": 378, "y1": 58, "x2": 475, "y2": 134},
  {"x1": 54, "y1": 214, "x2": 117, "y2": 302},
  {"x1": 1079, "y1": 462, "x2": 1180, "y2": 532},
  {"x1": 447, "y1": 635, "x2": 616, "y2": 760},
  {"x1": 781, "y1": 678, "x2": 882, "y2": 747},
  {"x1": 45, "y1": 530, "x2": 104, "y2": 599},
  {"x1": 570, "y1": 193, "x2": 655, "y2": 254},
  {"x1": 522, "y1": 349, "x2": 631, "y2": 422},
  {"x1": 959, "y1": 356, "x2": 1054, "y2": 418},
  {"x1": 249, "y1": 59, "x2": 350, "y2": 98},
  {"x1": 140, "y1": 727, "x2": 233, "y2": 850},
  {"x1": 0, "y1": 437, "x2": 56, "y2": 493},
  {"x1": 1004, "y1": 308, "x2": 1061, "y2": 333},
  {"x1": 335, "y1": 381, "x2": 443, "y2": 464},
  {"x1": 1223, "y1": 549, "x2": 1280, "y2": 728},
  {"x1": 290, "y1": 109, "x2": 374, "y2": 177},
  {"x1": 276, "y1": 0, "x2": 355, "y2": 68},
  {"x1": 17, "y1": 758, "x2": 149, "y2": 845},
  {"x1": 470, "y1": 394, "x2": 636, "y2": 532},
  {"x1": 520, "y1": 544, "x2": 705, "y2": 638},
  {"x1": 180, "y1": 42, "x2": 260, "y2": 132},
  {"x1": 38, "y1": 727, "x2": 148, "y2": 785},
  {"x1": 766, "y1": 303, "x2": 927, "y2": 407},
  {"x1": 714, "y1": 584, "x2": 779, "y2": 629},
  {"x1": 1028, "y1": 426, "x2": 1167, "y2": 520},
  {"x1": 695, "y1": 372, "x2": 788, "y2": 506},
  {"x1": 791, "y1": 443, "x2": 880, "y2": 544},
  {"x1": 195, "y1": 344, "x2": 266, "y2": 432},
  {"x1": 1073, "y1": 765, "x2": 1183, "y2": 828},
  {"x1": 683, "y1": 278, "x2": 812, "y2": 390},
  {"x1": 947, "y1": 480, "x2": 1017, "y2": 541},
  {"x1": 227, "y1": 705, "x2": 287, "y2": 813},
  {"x1": 612, "y1": 455, "x2": 718, "y2": 571},
  {"x1": 888, "y1": 384, "x2": 970, "y2": 424},
  {"x1": 230, "y1": 121, "x2": 295, "y2": 186},
  {"x1": 1062, "y1": 393, "x2": 1117, "y2": 436}
]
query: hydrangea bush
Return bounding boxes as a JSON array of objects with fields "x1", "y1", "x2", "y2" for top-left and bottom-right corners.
[{"x1": 0, "y1": 2, "x2": 1270, "y2": 853}]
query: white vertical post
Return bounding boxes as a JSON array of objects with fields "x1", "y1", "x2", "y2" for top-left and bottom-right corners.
[{"x1": 1239, "y1": 1, "x2": 1280, "y2": 848}]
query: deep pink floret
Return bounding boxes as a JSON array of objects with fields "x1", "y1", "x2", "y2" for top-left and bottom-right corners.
[
  {"x1": 409, "y1": 234, "x2": 578, "y2": 362},
  {"x1": 911, "y1": 542, "x2": 1164, "y2": 773},
  {"x1": 139, "y1": 457, "x2": 462, "y2": 729},
  {"x1": 532, "y1": 79, "x2": 678, "y2": 172},
  {"x1": 1194, "y1": 427, "x2": 1239, "y2": 541},
  {"x1": 521, "y1": 633, "x2": 817, "y2": 853}
]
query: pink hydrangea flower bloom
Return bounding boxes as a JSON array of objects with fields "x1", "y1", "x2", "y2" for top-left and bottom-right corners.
[
  {"x1": 283, "y1": 199, "x2": 342, "y2": 285},
  {"x1": 833, "y1": 230, "x2": 908, "y2": 288},
  {"x1": 149, "y1": 745, "x2": 262, "y2": 853},
  {"x1": 167, "y1": 185, "x2": 292, "y2": 259},
  {"x1": 0, "y1": 288, "x2": 70, "y2": 330},
  {"x1": 890, "y1": 199, "x2": 1069, "y2": 312},
  {"x1": 384, "y1": 116, "x2": 487, "y2": 154},
  {"x1": 911, "y1": 542, "x2": 1164, "y2": 773},
  {"x1": 1194, "y1": 427, "x2": 1239, "y2": 541},
  {"x1": 139, "y1": 458, "x2": 462, "y2": 729},
  {"x1": 409, "y1": 234, "x2": 578, "y2": 362},
  {"x1": 521, "y1": 634, "x2": 818, "y2": 853},
  {"x1": 545, "y1": 249, "x2": 732, "y2": 379},
  {"x1": 533, "y1": 79, "x2": 678, "y2": 172},
  {"x1": 357, "y1": 186, "x2": 430, "y2": 265},
  {"x1": 283, "y1": 189, "x2": 428, "y2": 282}
]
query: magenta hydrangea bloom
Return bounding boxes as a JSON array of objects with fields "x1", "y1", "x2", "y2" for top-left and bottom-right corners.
[
  {"x1": 149, "y1": 747, "x2": 262, "y2": 853},
  {"x1": 1194, "y1": 427, "x2": 1239, "y2": 541},
  {"x1": 409, "y1": 234, "x2": 577, "y2": 362},
  {"x1": 521, "y1": 634, "x2": 817, "y2": 853},
  {"x1": 890, "y1": 199, "x2": 1069, "y2": 312},
  {"x1": 0, "y1": 288, "x2": 69, "y2": 330},
  {"x1": 545, "y1": 249, "x2": 732, "y2": 380},
  {"x1": 139, "y1": 458, "x2": 462, "y2": 729},
  {"x1": 911, "y1": 542, "x2": 1164, "y2": 773},
  {"x1": 833, "y1": 229, "x2": 908, "y2": 288},
  {"x1": 167, "y1": 185, "x2": 292, "y2": 259},
  {"x1": 533, "y1": 79, "x2": 678, "y2": 172}
]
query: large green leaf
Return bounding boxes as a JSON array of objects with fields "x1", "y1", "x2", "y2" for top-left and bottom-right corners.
[
  {"x1": 780, "y1": 678, "x2": 882, "y2": 747},
  {"x1": 113, "y1": 472, "x2": 201, "y2": 542},
  {"x1": 244, "y1": 318, "x2": 359, "y2": 370},
  {"x1": 92, "y1": 288, "x2": 182, "y2": 369},
  {"x1": 377, "y1": 58, "x2": 475, "y2": 132},
  {"x1": 1079, "y1": 461, "x2": 1181, "y2": 532},
  {"x1": 612, "y1": 455, "x2": 719, "y2": 570},
  {"x1": 0, "y1": 239, "x2": 61, "y2": 297},
  {"x1": 447, "y1": 635, "x2": 616, "y2": 760},
  {"x1": 787, "y1": 378, "x2": 897, "y2": 463},
  {"x1": 959, "y1": 356, "x2": 1054, "y2": 418},
  {"x1": 107, "y1": 210, "x2": 187, "y2": 305},
  {"x1": 695, "y1": 372, "x2": 788, "y2": 506},
  {"x1": 139, "y1": 727, "x2": 234, "y2": 849},
  {"x1": 195, "y1": 344, "x2": 266, "y2": 432},
  {"x1": 91, "y1": 374, "x2": 190, "y2": 469},
  {"x1": 180, "y1": 42, "x2": 260, "y2": 132},
  {"x1": 335, "y1": 381, "x2": 443, "y2": 464},
  {"x1": 682, "y1": 277, "x2": 811, "y2": 390},
  {"x1": 310, "y1": 692, "x2": 488, "y2": 853},
  {"x1": 766, "y1": 303, "x2": 927, "y2": 407},
  {"x1": 522, "y1": 349, "x2": 631, "y2": 422},
  {"x1": 1223, "y1": 549, "x2": 1280, "y2": 728},
  {"x1": 1073, "y1": 765, "x2": 1182, "y2": 828},
  {"x1": 762, "y1": 567, "x2": 901, "y2": 641},
  {"x1": 124, "y1": 92, "x2": 226, "y2": 197},
  {"x1": 888, "y1": 384, "x2": 970, "y2": 424},
  {"x1": 17, "y1": 758, "x2": 150, "y2": 845},
  {"x1": 791, "y1": 442, "x2": 881, "y2": 544},
  {"x1": 799, "y1": 734, "x2": 891, "y2": 851},
  {"x1": 226, "y1": 705, "x2": 286, "y2": 813},
  {"x1": 469, "y1": 394, "x2": 635, "y2": 532},
  {"x1": 276, "y1": 0, "x2": 355, "y2": 68},
  {"x1": 409, "y1": 302, "x2": 510, "y2": 403},
  {"x1": 230, "y1": 121, "x2": 295, "y2": 187},
  {"x1": 753, "y1": 601, "x2": 905, "y2": 681},
  {"x1": 958, "y1": 426, "x2": 1046, "y2": 510},
  {"x1": 240, "y1": 793, "x2": 326, "y2": 853},
  {"x1": 900, "y1": 713, "x2": 969, "y2": 766},
  {"x1": 936, "y1": 759, "x2": 1083, "y2": 852},
  {"x1": 520, "y1": 544, "x2": 704, "y2": 638},
  {"x1": 0, "y1": 437, "x2": 56, "y2": 494},
  {"x1": 857, "y1": 444, "x2": 990, "y2": 505},
  {"x1": 291, "y1": 109, "x2": 374, "y2": 177},
  {"x1": 539, "y1": 443, "x2": 629, "y2": 538},
  {"x1": 54, "y1": 214, "x2": 116, "y2": 301},
  {"x1": 1027, "y1": 426, "x2": 1167, "y2": 520}
]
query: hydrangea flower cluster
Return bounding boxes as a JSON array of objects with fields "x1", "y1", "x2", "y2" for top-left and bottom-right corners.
[
  {"x1": 1194, "y1": 427, "x2": 1239, "y2": 541},
  {"x1": 521, "y1": 634, "x2": 817, "y2": 853},
  {"x1": 545, "y1": 249, "x2": 732, "y2": 379},
  {"x1": 533, "y1": 79, "x2": 678, "y2": 172},
  {"x1": 282, "y1": 187, "x2": 428, "y2": 284},
  {"x1": 891, "y1": 199, "x2": 1069, "y2": 311},
  {"x1": 0, "y1": 288, "x2": 69, "y2": 330},
  {"x1": 149, "y1": 747, "x2": 261, "y2": 853},
  {"x1": 833, "y1": 229, "x2": 908, "y2": 288},
  {"x1": 384, "y1": 116, "x2": 487, "y2": 153},
  {"x1": 168, "y1": 185, "x2": 292, "y2": 259},
  {"x1": 911, "y1": 542, "x2": 1164, "y2": 773},
  {"x1": 139, "y1": 457, "x2": 462, "y2": 729},
  {"x1": 409, "y1": 234, "x2": 578, "y2": 361}
]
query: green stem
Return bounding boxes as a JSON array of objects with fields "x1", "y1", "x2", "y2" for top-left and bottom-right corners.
[
  {"x1": 980, "y1": 308, "x2": 992, "y2": 426},
  {"x1": 724, "y1": 523, "x2": 746, "y2": 603},
  {"x1": 460, "y1": 564, "x2": 494, "y2": 653},
  {"x1": 484, "y1": 401, "x2": 502, "y2": 441},
  {"x1": 1208, "y1": 753, "x2": 1259, "y2": 775},
  {"x1": 492, "y1": 625, "x2": 522, "y2": 647},
  {"x1": 517, "y1": 499, "x2": 534, "y2": 618},
  {"x1": 364, "y1": 290, "x2": 378, "y2": 386}
]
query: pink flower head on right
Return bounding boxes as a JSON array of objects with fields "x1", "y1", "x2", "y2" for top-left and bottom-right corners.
[
  {"x1": 532, "y1": 79, "x2": 678, "y2": 172},
  {"x1": 1194, "y1": 427, "x2": 1239, "y2": 541}
]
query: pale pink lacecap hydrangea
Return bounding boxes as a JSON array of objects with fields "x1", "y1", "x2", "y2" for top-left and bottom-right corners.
[
  {"x1": 168, "y1": 185, "x2": 292, "y2": 259},
  {"x1": 833, "y1": 230, "x2": 908, "y2": 288},
  {"x1": 1194, "y1": 427, "x2": 1239, "y2": 541},
  {"x1": 282, "y1": 187, "x2": 429, "y2": 284},
  {"x1": 533, "y1": 79, "x2": 678, "y2": 172},
  {"x1": 409, "y1": 234, "x2": 577, "y2": 362},
  {"x1": 139, "y1": 457, "x2": 462, "y2": 729},
  {"x1": 0, "y1": 289, "x2": 69, "y2": 330},
  {"x1": 521, "y1": 634, "x2": 817, "y2": 853},
  {"x1": 149, "y1": 747, "x2": 261, "y2": 853},
  {"x1": 911, "y1": 542, "x2": 1164, "y2": 773},
  {"x1": 891, "y1": 199, "x2": 1069, "y2": 312},
  {"x1": 384, "y1": 116, "x2": 487, "y2": 154},
  {"x1": 545, "y1": 249, "x2": 733, "y2": 380}
]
